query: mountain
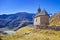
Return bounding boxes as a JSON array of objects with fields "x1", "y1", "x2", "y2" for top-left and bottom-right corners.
[
  {"x1": 50, "y1": 13, "x2": 60, "y2": 26},
  {"x1": 0, "y1": 12, "x2": 35, "y2": 31}
]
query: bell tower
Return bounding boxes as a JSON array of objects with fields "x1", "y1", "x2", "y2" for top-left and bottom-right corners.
[{"x1": 37, "y1": 6, "x2": 41, "y2": 13}]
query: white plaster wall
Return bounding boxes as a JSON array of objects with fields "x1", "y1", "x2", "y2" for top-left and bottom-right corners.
[{"x1": 34, "y1": 17, "x2": 40, "y2": 25}]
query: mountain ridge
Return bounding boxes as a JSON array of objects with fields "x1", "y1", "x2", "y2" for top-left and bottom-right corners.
[
  {"x1": 50, "y1": 13, "x2": 60, "y2": 26},
  {"x1": 0, "y1": 12, "x2": 35, "y2": 31}
]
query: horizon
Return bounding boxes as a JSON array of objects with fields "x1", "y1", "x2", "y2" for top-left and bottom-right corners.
[
  {"x1": 0, "y1": 12, "x2": 35, "y2": 15},
  {"x1": 0, "y1": 0, "x2": 60, "y2": 15}
]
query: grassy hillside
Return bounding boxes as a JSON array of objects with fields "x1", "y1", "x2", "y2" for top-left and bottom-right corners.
[
  {"x1": 50, "y1": 13, "x2": 60, "y2": 26},
  {"x1": 1, "y1": 26, "x2": 60, "y2": 40}
]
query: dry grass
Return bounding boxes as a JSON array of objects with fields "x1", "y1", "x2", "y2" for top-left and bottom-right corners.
[
  {"x1": 1, "y1": 26, "x2": 60, "y2": 40},
  {"x1": 50, "y1": 13, "x2": 60, "y2": 26}
]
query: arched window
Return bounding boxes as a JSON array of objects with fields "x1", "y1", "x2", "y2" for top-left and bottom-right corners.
[{"x1": 36, "y1": 19, "x2": 37, "y2": 22}]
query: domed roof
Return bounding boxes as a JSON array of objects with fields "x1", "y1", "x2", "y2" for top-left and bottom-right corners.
[{"x1": 37, "y1": 6, "x2": 41, "y2": 13}]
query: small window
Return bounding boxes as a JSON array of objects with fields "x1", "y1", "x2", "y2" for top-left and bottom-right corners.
[{"x1": 36, "y1": 19, "x2": 37, "y2": 22}]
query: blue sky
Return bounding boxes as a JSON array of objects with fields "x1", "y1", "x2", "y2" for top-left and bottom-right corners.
[{"x1": 0, "y1": 0, "x2": 60, "y2": 15}]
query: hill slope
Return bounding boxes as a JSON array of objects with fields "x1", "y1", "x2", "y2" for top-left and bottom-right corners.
[
  {"x1": 2, "y1": 26, "x2": 60, "y2": 40},
  {"x1": 50, "y1": 13, "x2": 60, "y2": 26},
  {"x1": 0, "y1": 12, "x2": 35, "y2": 31}
]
